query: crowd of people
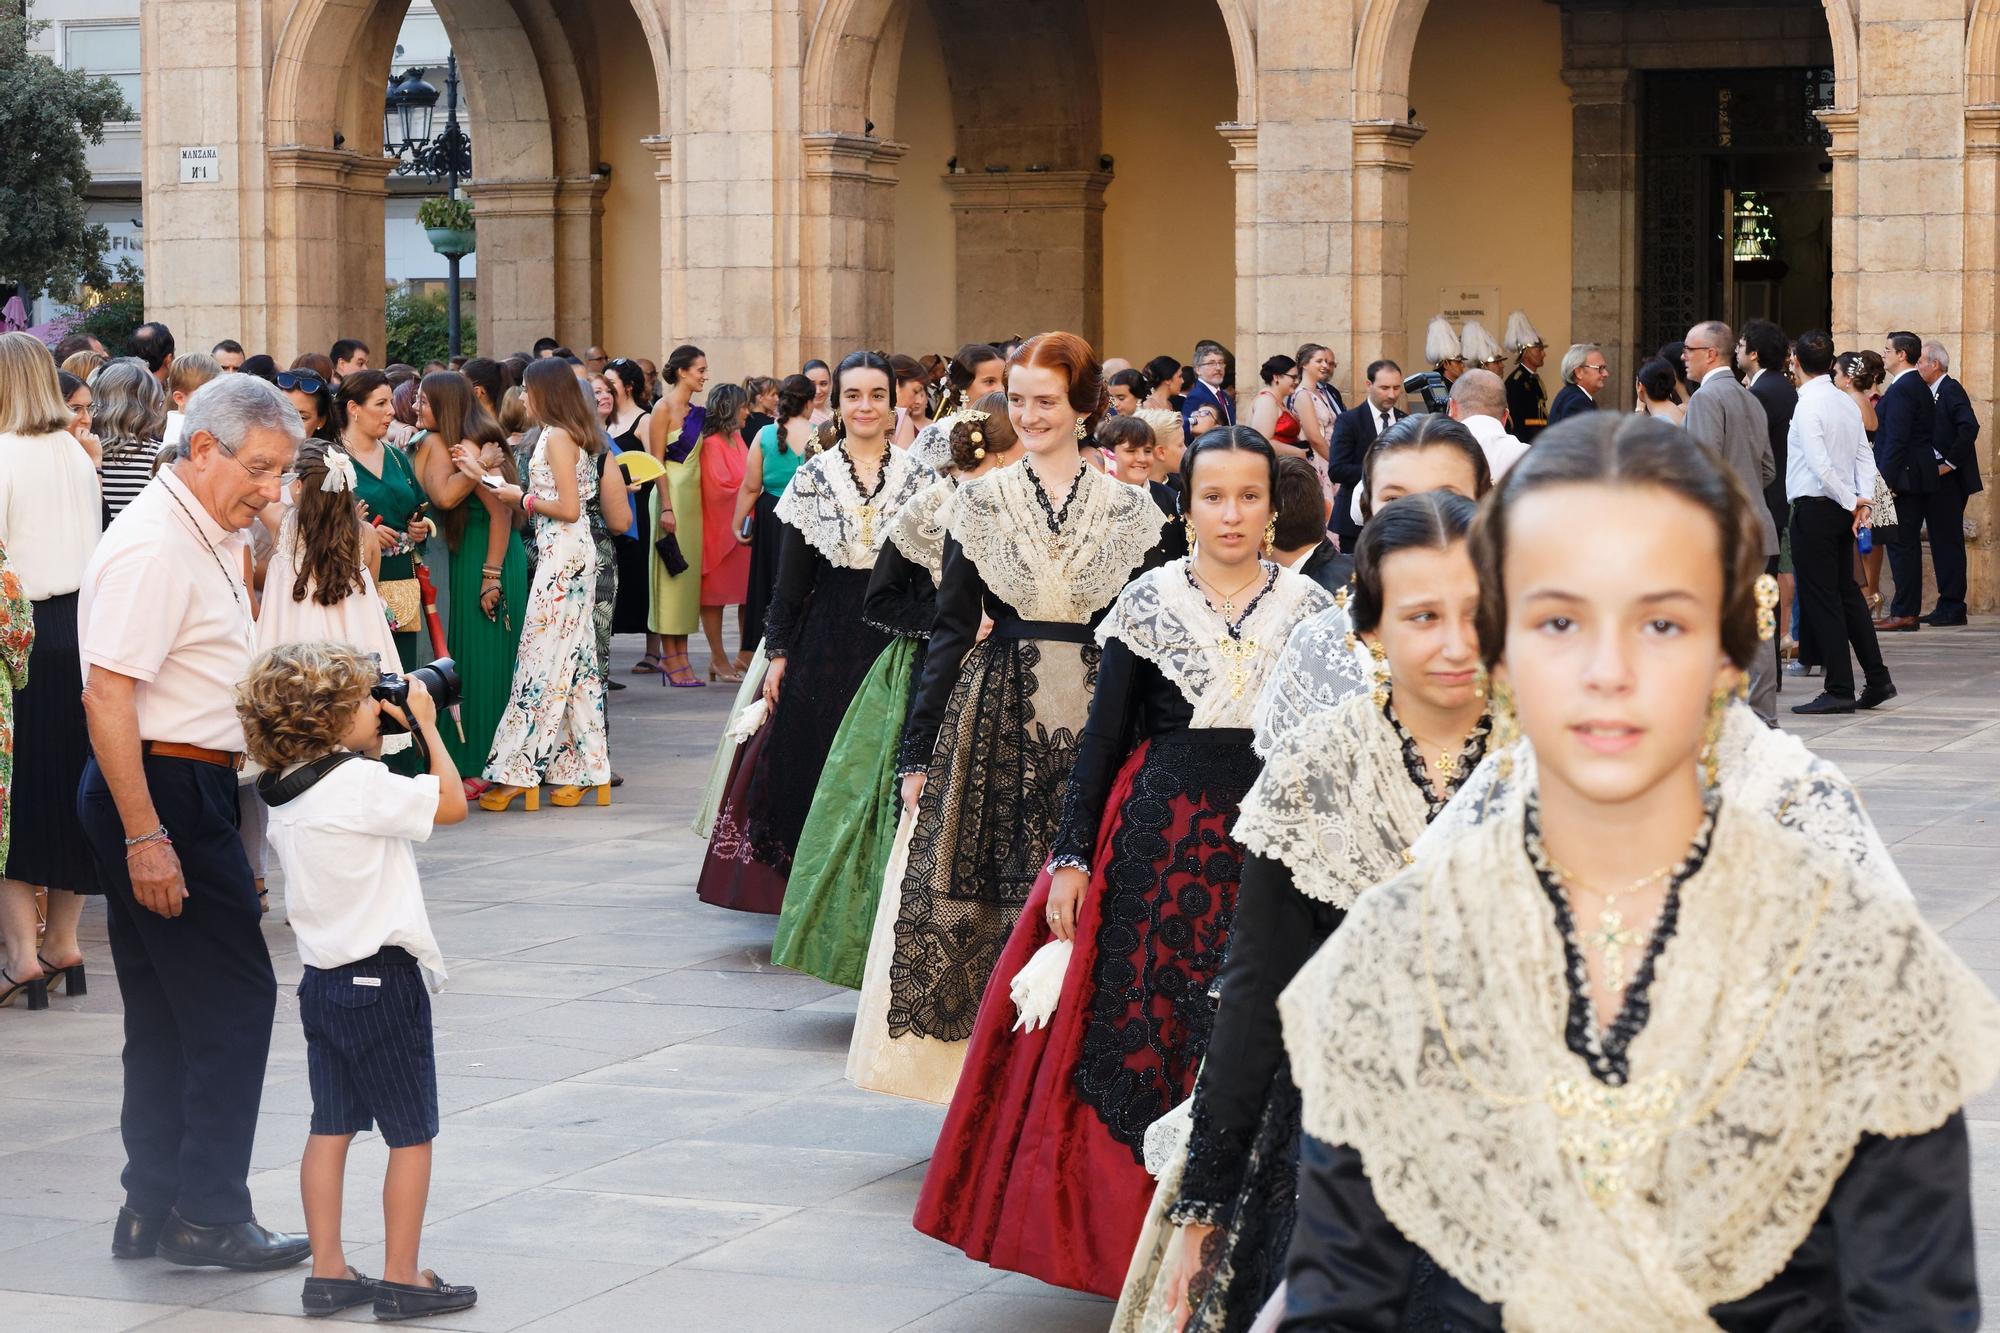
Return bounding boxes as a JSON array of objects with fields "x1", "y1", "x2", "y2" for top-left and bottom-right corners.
[{"x1": 0, "y1": 300, "x2": 1991, "y2": 1328}]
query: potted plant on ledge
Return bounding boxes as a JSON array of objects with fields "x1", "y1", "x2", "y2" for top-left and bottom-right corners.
[{"x1": 419, "y1": 196, "x2": 475, "y2": 257}]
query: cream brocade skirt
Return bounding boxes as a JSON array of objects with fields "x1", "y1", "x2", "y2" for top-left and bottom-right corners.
[{"x1": 845, "y1": 806, "x2": 968, "y2": 1104}]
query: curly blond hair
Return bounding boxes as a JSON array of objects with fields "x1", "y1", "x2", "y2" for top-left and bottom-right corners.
[{"x1": 235, "y1": 641, "x2": 378, "y2": 770}]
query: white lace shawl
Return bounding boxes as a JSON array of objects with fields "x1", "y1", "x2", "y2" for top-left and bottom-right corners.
[
  {"x1": 773, "y1": 445, "x2": 937, "y2": 569},
  {"x1": 1232, "y1": 690, "x2": 1427, "y2": 908},
  {"x1": 1249, "y1": 594, "x2": 1369, "y2": 756},
  {"x1": 1095, "y1": 560, "x2": 1334, "y2": 730},
  {"x1": 948, "y1": 459, "x2": 1166, "y2": 620},
  {"x1": 1279, "y1": 803, "x2": 2000, "y2": 1329},
  {"x1": 1414, "y1": 700, "x2": 1910, "y2": 900},
  {"x1": 885, "y1": 476, "x2": 956, "y2": 584}
]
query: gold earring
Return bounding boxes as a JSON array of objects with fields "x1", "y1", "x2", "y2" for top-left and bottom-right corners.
[
  {"x1": 1183, "y1": 515, "x2": 1197, "y2": 551},
  {"x1": 1074, "y1": 419, "x2": 1088, "y2": 441},
  {"x1": 1701, "y1": 683, "x2": 1730, "y2": 790},
  {"x1": 1753, "y1": 572, "x2": 1779, "y2": 642},
  {"x1": 1487, "y1": 672, "x2": 1519, "y2": 778},
  {"x1": 1261, "y1": 518, "x2": 1276, "y2": 556},
  {"x1": 1371, "y1": 657, "x2": 1392, "y2": 710}
]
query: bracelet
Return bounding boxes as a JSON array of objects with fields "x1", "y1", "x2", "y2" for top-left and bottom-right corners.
[
  {"x1": 124, "y1": 826, "x2": 171, "y2": 856},
  {"x1": 524, "y1": 494, "x2": 538, "y2": 517}
]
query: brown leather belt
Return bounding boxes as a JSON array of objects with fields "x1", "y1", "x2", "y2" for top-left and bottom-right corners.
[{"x1": 143, "y1": 741, "x2": 245, "y2": 771}]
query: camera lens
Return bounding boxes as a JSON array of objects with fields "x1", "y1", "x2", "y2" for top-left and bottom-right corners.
[{"x1": 409, "y1": 657, "x2": 461, "y2": 713}]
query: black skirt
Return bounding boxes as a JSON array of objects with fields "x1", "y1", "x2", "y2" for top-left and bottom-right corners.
[
  {"x1": 742, "y1": 491, "x2": 783, "y2": 650},
  {"x1": 9, "y1": 593, "x2": 104, "y2": 893},
  {"x1": 611, "y1": 482, "x2": 655, "y2": 636}
]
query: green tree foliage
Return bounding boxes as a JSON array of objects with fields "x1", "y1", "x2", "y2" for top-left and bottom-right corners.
[
  {"x1": 385, "y1": 285, "x2": 476, "y2": 367},
  {"x1": 0, "y1": 10, "x2": 131, "y2": 300},
  {"x1": 77, "y1": 258, "x2": 144, "y2": 348}
]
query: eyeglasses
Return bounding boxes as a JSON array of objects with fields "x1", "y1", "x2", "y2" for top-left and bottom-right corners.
[
  {"x1": 225, "y1": 450, "x2": 287, "y2": 485},
  {"x1": 275, "y1": 371, "x2": 325, "y2": 393}
]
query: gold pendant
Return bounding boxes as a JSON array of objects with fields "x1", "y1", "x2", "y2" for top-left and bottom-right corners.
[
  {"x1": 1590, "y1": 901, "x2": 1641, "y2": 993},
  {"x1": 1215, "y1": 636, "x2": 1260, "y2": 700},
  {"x1": 1437, "y1": 748, "x2": 1458, "y2": 783},
  {"x1": 858, "y1": 505, "x2": 877, "y2": 548},
  {"x1": 1547, "y1": 1072, "x2": 1683, "y2": 1207}
]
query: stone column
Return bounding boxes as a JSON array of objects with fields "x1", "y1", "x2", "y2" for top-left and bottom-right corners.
[
  {"x1": 1962, "y1": 105, "x2": 2000, "y2": 609},
  {"x1": 1564, "y1": 68, "x2": 1638, "y2": 405},
  {"x1": 1219, "y1": 124, "x2": 1259, "y2": 366},
  {"x1": 801, "y1": 133, "x2": 907, "y2": 354},
  {"x1": 265, "y1": 149, "x2": 391, "y2": 362},
  {"x1": 464, "y1": 179, "x2": 560, "y2": 357},
  {"x1": 945, "y1": 171, "x2": 1113, "y2": 347},
  {"x1": 554, "y1": 175, "x2": 611, "y2": 351},
  {"x1": 1349, "y1": 119, "x2": 1425, "y2": 373},
  {"x1": 643, "y1": 135, "x2": 678, "y2": 357},
  {"x1": 140, "y1": 0, "x2": 269, "y2": 351},
  {"x1": 1817, "y1": 107, "x2": 1860, "y2": 350}
]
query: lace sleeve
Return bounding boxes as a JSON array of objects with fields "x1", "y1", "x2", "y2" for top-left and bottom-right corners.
[{"x1": 1250, "y1": 598, "x2": 1367, "y2": 756}]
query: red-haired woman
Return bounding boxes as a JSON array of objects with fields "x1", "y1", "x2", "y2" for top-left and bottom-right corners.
[{"x1": 845, "y1": 332, "x2": 1166, "y2": 1103}]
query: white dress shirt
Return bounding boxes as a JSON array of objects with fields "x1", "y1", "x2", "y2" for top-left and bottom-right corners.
[
  {"x1": 1459, "y1": 414, "x2": 1530, "y2": 479},
  {"x1": 79, "y1": 467, "x2": 257, "y2": 751},
  {"x1": 0, "y1": 429, "x2": 103, "y2": 599},
  {"x1": 1785, "y1": 374, "x2": 1875, "y2": 512},
  {"x1": 266, "y1": 758, "x2": 447, "y2": 990}
]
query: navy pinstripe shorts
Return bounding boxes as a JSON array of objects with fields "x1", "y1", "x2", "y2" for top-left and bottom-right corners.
[{"x1": 298, "y1": 947, "x2": 439, "y2": 1148}]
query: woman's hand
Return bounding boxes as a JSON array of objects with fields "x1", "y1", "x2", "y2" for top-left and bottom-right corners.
[
  {"x1": 658, "y1": 505, "x2": 678, "y2": 535},
  {"x1": 451, "y1": 444, "x2": 486, "y2": 482},
  {"x1": 481, "y1": 579, "x2": 502, "y2": 619},
  {"x1": 900, "y1": 770, "x2": 927, "y2": 811},
  {"x1": 975, "y1": 614, "x2": 995, "y2": 643},
  {"x1": 1046, "y1": 865, "x2": 1088, "y2": 942},
  {"x1": 490, "y1": 483, "x2": 525, "y2": 509},
  {"x1": 762, "y1": 656, "x2": 786, "y2": 707},
  {"x1": 406, "y1": 515, "x2": 433, "y2": 543},
  {"x1": 1163, "y1": 1223, "x2": 1219, "y2": 1331}
]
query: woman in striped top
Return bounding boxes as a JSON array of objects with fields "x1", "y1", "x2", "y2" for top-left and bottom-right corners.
[{"x1": 89, "y1": 358, "x2": 167, "y2": 523}]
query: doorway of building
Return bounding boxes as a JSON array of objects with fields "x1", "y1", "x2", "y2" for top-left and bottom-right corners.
[{"x1": 1639, "y1": 66, "x2": 1835, "y2": 356}]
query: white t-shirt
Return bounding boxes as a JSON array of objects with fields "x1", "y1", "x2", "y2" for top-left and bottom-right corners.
[{"x1": 264, "y1": 757, "x2": 447, "y2": 991}]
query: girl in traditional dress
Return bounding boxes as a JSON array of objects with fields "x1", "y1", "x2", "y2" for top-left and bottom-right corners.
[
  {"x1": 696, "y1": 351, "x2": 937, "y2": 911},
  {"x1": 735, "y1": 374, "x2": 816, "y2": 655},
  {"x1": 776, "y1": 396, "x2": 1020, "y2": 987},
  {"x1": 409, "y1": 372, "x2": 527, "y2": 785},
  {"x1": 644, "y1": 344, "x2": 707, "y2": 685},
  {"x1": 846, "y1": 332, "x2": 1164, "y2": 1103},
  {"x1": 913, "y1": 427, "x2": 1333, "y2": 1297},
  {"x1": 1117, "y1": 490, "x2": 1487, "y2": 1332},
  {"x1": 473, "y1": 361, "x2": 611, "y2": 810},
  {"x1": 1277, "y1": 413, "x2": 2000, "y2": 1329}
]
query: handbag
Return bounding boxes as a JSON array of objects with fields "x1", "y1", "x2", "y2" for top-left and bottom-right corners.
[
  {"x1": 1869, "y1": 471, "x2": 1898, "y2": 528},
  {"x1": 379, "y1": 578, "x2": 422, "y2": 633},
  {"x1": 655, "y1": 532, "x2": 690, "y2": 577}
]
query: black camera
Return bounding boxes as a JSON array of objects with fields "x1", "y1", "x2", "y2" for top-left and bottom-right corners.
[{"x1": 373, "y1": 657, "x2": 461, "y2": 736}]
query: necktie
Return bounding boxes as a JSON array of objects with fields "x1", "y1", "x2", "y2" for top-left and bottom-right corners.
[{"x1": 1379, "y1": 409, "x2": 1390, "y2": 433}]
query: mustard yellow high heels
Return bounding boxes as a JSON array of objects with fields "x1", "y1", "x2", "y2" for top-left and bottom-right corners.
[
  {"x1": 549, "y1": 784, "x2": 611, "y2": 808},
  {"x1": 478, "y1": 785, "x2": 539, "y2": 812}
]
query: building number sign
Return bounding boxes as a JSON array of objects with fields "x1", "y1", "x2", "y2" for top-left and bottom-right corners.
[{"x1": 179, "y1": 146, "x2": 220, "y2": 184}]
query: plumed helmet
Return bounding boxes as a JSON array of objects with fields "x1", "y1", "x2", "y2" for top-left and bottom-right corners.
[
  {"x1": 1459, "y1": 320, "x2": 1502, "y2": 364},
  {"x1": 1504, "y1": 309, "x2": 1544, "y2": 353},
  {"x1": 1425, "y1": 315, "x2": 1461, "y2": 365}
]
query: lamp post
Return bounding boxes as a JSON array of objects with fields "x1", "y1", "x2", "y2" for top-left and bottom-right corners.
[{"x1": 386, "y1": 56, "x2": 474, "y2": 355}]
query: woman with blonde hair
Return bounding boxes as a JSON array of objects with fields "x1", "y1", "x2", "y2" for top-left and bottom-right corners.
[
  {"x1": 91, "y1": 357, "x2": 168, "y2": 521},
  {"x1": 0, "y1": 332, "x2": 105, "y2": 1007}
]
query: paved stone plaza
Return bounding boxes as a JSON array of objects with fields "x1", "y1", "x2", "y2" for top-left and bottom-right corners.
[{"x1": 3, "y1": 624, "x2": 1999, "y2": 1330}]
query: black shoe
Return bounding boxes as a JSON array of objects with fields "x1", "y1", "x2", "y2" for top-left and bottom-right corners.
[
  {"x1": 302, "y1": 1267, "x2": 378, "y2": 1317},
  {"x1": 1857, "y1": 682, "x2": 1899, "y2": 710},
  {"x1": 110, "y1": 1206, "x2": 167, "y2": 1259},
  {"x1": 1791, "y1": 692, "x2": 1857, "y2": 715},
  {"x1": 606, "y1": 678, "x2": 627, "y2": 691},
  {"x1": 1921, "y1": 609, "x2": 1968, "y2": 626},
  {"x1": 374, "y1": 1270, "x2": 478, "y2": 1321},
  {"x1": 156, "y1": 1209, "x2": 312, "y2": 1272}
]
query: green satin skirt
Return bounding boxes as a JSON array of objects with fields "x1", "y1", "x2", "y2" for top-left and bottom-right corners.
[{"x1": 770, "y1": 636, "x2": 917, "y2": 989}]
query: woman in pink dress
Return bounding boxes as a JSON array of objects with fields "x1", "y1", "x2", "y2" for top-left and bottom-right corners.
[{"x1": 699, "y1": 384, "x2": 752, "y2": 680}]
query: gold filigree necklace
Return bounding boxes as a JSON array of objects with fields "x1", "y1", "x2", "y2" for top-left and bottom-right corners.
[{"x1": 1541, "y1": 856, "x2": 1676, "y2": 995}]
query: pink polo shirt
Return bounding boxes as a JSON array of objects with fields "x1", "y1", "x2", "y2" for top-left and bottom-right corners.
[{"x1": 79, "y1": 468, "x2": 257, "y2": 752}]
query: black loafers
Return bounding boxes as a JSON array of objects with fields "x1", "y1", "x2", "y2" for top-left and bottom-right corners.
[
  {"x1": 1790, "y1": 692, "x2": 1856, "y2": 715},
  {"x1": 111, "y1": 1206, "x2": 167, "y2": 1259},
  {"x1": 303, "y1": 1267, "x2": 378, "y2": 1317},
  {"x1": 156, "y1": 1209, "x2": 312, "y2": 1271},
  {"x1": 374, "y1": 1270, "x2": 478, "y2": 1321},
  {"x1": 1857, "y1": 682, "x2": 1899, "y2": 710}
]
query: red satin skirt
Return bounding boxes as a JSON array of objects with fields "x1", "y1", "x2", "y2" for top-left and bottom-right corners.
[{"x1": 912, "y1": 734, "x2": 1256, "y2": 1296}]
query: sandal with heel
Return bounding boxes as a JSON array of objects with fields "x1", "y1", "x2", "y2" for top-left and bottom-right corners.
[
  {"x1": 37, "y1": 953, "x2": 86, "y2": 997},
  {"x1": 0, "y1": 968, "x2": 49, "y2": 1011}
]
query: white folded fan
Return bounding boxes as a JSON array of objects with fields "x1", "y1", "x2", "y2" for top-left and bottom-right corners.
[
  {"x1": 727, "y1": 697, "x2": 769, "y2": 743},
  {"x1": 1009, "y1": 937, "x2": 1073, "y2": 1032}
]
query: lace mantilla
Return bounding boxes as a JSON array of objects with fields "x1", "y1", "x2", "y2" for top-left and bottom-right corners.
[
  {"x1": 774, "y1": 444, "x2": 936, "y2": 569},
  {"x1": 1233, "y1": 690, "x2": 1452, "y2": 908},
  {"x1": 1279, "y1": 803, "x2": 2000, "y2": 1329},
  {"x1": 949, "y1": 459, "x2": 1165, "y2": 620},
  {"x1": 1249, "y1": 594, "x2": 1368, "y2": 756},
  {"x1": 1386, "y1": 702, "x2": 1489, "y2": 820},
  {"x1": 885, "y1": 476, "x2": 956, "y2": 584},
  {"x1": 1414, "y1": 699, "x2": 1911, "y2": 902},
  {"x1": 1096, "y1": 561, "x2": 1334, "y2": 730}
]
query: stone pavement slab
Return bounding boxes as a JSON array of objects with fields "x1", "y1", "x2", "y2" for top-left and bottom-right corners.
[{"x1": 2, "y1": 624, "x2": 1997, "y2": 1328}]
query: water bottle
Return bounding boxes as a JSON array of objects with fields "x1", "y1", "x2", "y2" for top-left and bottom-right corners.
[{"x1": 1856, "y1": 525, "x2": 1873, "y2": 554}]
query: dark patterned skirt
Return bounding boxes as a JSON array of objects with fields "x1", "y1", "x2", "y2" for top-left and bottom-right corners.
[
  {"x1": 888, "y1": 631, "x2": 1098, "y2": 1043},
  {"x1": 1170, "y1": 1068, "x2": 1304, "y2": 1332},
  {"x1": 913, "y1": 730, "x2": 1259, "y2": 1297},
  {"x1": 695, "y1": 723, "x2": 788, "y2": 913},
  {"x1": 12, "y1": 594, "x2": 103, "y2": 893}
]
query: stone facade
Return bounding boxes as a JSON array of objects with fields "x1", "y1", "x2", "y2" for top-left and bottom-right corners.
[{"x1": 139, "y1": 0, "x2": 1999, "y2": 604}]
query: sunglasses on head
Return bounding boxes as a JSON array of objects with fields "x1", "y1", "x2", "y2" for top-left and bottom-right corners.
[{"x1": 275, "y1": 371, "x2": 325, "y2": 393}]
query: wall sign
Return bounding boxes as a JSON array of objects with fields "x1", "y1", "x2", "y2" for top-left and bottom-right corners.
[
  {"x1": 1438, "y1": 286, "x2": 1499, "y2": 330},
  {"x1": 179, "y1": 146, "x2": 220, "y2": 183}
]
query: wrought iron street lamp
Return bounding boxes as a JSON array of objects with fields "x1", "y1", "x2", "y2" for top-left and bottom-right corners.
[{"x1": 386, "y1": 57, "x2": 474, "y2": 354}]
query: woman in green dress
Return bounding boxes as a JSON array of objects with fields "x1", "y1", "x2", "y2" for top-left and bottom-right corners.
[
  {"x1": 647, "y1": 344, "x2": 707, "y2": 686},
  {"x1": 0, "y1": 541, "x2": 32, "y2": 934},
  {"x1": 411, "y1": 371, "x2": 527, "y2": 785},
  {"x1": 336, "y1": 369, "x2": 431, "y2": 673}
]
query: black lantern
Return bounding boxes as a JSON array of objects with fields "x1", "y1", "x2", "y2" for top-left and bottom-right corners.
[
  {"x1": 384, "y1": 57, "x2": 474, "y2": 355},
  {"x1": 385, "y1": 69, "x2": 440, "y2": 155}
]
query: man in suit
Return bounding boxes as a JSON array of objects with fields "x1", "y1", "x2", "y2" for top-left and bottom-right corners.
[
  {"x1": 1272, "y1": 456, "x2": 1350, "y2": 592},
  {"x1": 1682, "y1": 320, "x2": 1779, "y2": 722},
  {"x1": 1547, "y1": 344, "x2": 1609, "y2": 425},
  {"x1": 1738, "y1": 319, "x2": 1798, "y2": 647},
  {"x1": 1181, "y1": 340, "x2": 1234, "y2": 437},
  {"x1": 1916, "y1": 340, "x2": 1983, "y2": 625},
  {"x1": 1328, "y1": 359, "x2": 1407, "y2": 551},
  {"x1": 1872, "y1": 331, "x2": 1938, "y2": 631},
  {"x1": 1503, "y1": 310, "x2": 1549, "y2": 441}
]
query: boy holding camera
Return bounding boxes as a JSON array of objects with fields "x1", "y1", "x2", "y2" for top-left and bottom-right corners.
[{"x1": 235, "y1": 641, "x2": 476, "y2": 1320}]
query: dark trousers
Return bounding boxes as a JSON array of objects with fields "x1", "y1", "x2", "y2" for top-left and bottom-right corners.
[
  {"x1": 1792, "y1": 497, "x2": 1891, "y2": 700},
  {"x1": 1925, "y1": 484, "x2": 1970, "y2": 614},
  {"x1": 1886, "y1": 487, "x2": 1929, "y2": 618},
  {"x1": 77, "y1": 755, "x2": 277, "y2": 1225}
]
